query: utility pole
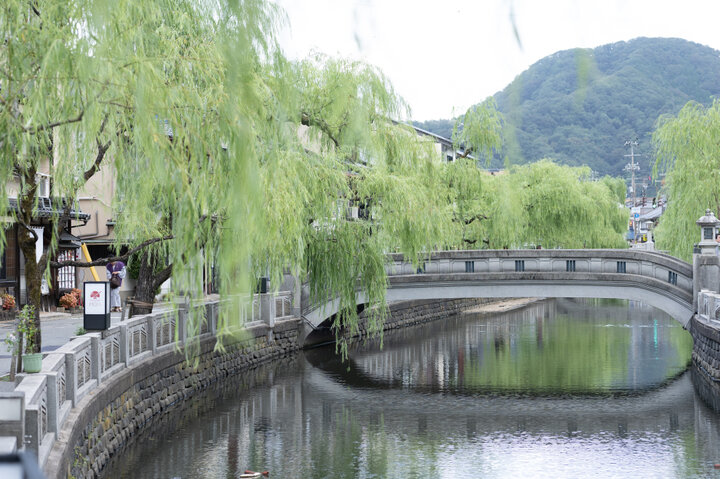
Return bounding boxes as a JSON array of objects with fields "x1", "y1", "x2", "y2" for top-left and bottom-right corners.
[
  {"x1": 624, "y1": 139, "x2": 641, "y2": 245},
  {"x1": 624, "y1": 139, "x2": 641, "y2": 207}
]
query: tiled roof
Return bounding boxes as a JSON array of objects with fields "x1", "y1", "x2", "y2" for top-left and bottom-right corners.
[{"x1": 7, "y1": 197, "x2": 90, "y2": 221}]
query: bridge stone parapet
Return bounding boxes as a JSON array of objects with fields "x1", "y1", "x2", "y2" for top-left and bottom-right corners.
[
  {"x1": 301, "y1": 249, "x2": 695, "y2": 339},
  {"x1": 388, "y1": 249, "x2": 692, "y2": 284}
]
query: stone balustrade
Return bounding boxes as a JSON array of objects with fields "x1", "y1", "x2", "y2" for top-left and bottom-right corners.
[
  {"x1": 697, "y1": 290, "x2": 720, "y2": 323},
  {"x1": 0, "y1": 291, "x2": 294, "y2": 474},
  {"x1": 386, "y1": 249, "x2": 693, "y2": 293}
]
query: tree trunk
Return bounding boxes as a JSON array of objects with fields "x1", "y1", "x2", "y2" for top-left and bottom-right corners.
[
  {"x1": 130, "y1": 252, "x2": 174, "y2": 318},
  {"x1": 131, "y1": 251, "x2": 156, "y2": 316},
  {"x1": 18, "y1": 229, "x2": 42, "y2": 353}
]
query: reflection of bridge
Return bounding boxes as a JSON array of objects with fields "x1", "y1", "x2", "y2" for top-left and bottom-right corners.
[{"x1": 301, "y1": 249, "x2": 695, "y2": 341}]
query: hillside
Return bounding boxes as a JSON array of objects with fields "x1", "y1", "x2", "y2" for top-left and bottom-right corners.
[{"x1": 414, "y1": 37, "x2": 720, "y2": 178}]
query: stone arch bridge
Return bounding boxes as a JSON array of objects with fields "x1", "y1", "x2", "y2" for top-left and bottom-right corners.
[{"x1": 300, "y1": 249, "x2": 698, "y2": 344}]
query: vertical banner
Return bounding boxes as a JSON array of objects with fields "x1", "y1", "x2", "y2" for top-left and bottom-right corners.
[{"x1": 83, "y1": 281, "x2": 110, "y2": 330}]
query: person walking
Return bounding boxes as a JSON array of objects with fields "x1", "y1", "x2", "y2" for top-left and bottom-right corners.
[{"x1": 106, "y1": 260, "x2": 126, "y2": 312}]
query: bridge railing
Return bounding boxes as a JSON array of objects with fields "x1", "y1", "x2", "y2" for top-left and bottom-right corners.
[
  {"x1": 698, "y1": 290, "x2": 720, "y2": 323},
  {"x1": 386, "y1": 249, "x2": 693, "y2": 294},
  {"x1": 0, "y1": 291, "x2": 295, "y2": 471}
]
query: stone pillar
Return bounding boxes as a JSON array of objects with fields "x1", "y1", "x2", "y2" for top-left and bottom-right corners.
[
  {"x1": 694, "y1": 210, "x2": 720, "y2": 309},
  {"x1": 260, "y1": 293, "x2": 275, "y2": 328}
]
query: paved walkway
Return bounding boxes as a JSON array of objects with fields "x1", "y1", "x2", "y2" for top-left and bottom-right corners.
[{"x1": 0, "y1": 306, "x2": 171, "y2": 378}]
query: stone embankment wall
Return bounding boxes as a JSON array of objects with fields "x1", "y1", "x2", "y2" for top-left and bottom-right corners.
[
  {"x1": 376, "y1": 298, "x2": 501, "y2": 329},
  {"x1": 31, "y1": 294, "x2": 507, "y2": 479},
  {"x1": 341, "y1": 298, "x2": 503, "y2": 341},
  {"x1": 64, "y1": 298, "x2": 497, "y2": 477},
  {"x1": 690, "y1": 315, "x2": 720, "y2": 381},
  {"x1": 54, "y1": 319, "x2": 299, "y2": 479}
]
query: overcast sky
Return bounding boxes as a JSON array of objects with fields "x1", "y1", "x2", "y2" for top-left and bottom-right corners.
[{"x1": 275, "y1": 0, "x2": 720, "y2": 121}]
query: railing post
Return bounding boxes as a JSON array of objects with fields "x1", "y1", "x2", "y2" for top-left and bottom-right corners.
[
  {"x1": 119, "y1": 323, "x2": 129, "y2": 367},
  {"x1": 64, "y1": 352, "x2": 77, "y2": 407},
  {"x1": 44, "y1": 372, "x2": 59, "y2": 435},
  {"x1": 147, "y1": 316, "x2": 157, "y2": 354},
  {"x1": 178, "y1": 303, "x2": 187, "y2": 345},
  {"x1": 260, "y1": 293, "x2": 274, "y2": 327},
  {"x1": 89, "y1": 334, "x2": 101, "y2": 385},
  {"x1": 209, "y1": 302, "x2": 218, "y2": 335},
  {"x1": 293, "y1": 273, "x2": 302, "y2": 317},
  {"x1": 0, "y1": 391, "x2": 25, "y2": 454}
]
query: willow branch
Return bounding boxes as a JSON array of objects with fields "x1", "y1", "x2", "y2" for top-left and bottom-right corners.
[
  {"x1": 301, "y1": 112, "x2": 340, "y2": 148},
  {"x1": 452, "y1": 213, "x2": 489, "y2": 225},
  {"x1": 82, "y1": 117, "x2": 112, "y2": 182},
  {"x1": 151, "y1": 264, "x2": 174, "y2": 292},
  {"x1": 16, "y1": 219, "x2": 38, "y2": 242},
  {"x1": 49, "y1": 235, "x2": 174, "y2": 267},
  {"x1": 457, "y1": 147, "x2": 472, "y2": 159},
  {"x1": 23, "y1": 110, "x2": 84, "y2": 135}
]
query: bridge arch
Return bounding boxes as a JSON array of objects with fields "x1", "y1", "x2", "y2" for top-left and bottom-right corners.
[{"x1": 301, "y1": 249, "x2": 694, "y2": 337}]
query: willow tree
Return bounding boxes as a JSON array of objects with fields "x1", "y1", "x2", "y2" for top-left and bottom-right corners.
[
  {"x1": 0, "y1": 0, "x2": 282, "y2": 351},
  {"x1": 441, "y1": 159, "x2": 627, "y2": 250},
  {"x1": 253, "y1": 55, "x2": 455, "y2": 356},
  {"x1": 441, "y1": 99, "x2": 505, "y2": 247},
  {"x1": 652, "y1": 100, "x2": 720, "y2": 260},
  {"x1": 511, "y1": 160, "x2": 627, "y2": 249}
]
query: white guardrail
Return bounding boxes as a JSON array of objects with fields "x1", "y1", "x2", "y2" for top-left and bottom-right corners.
[{"x1": 0, "y1": 291, "x2": 294, "y2": 469}]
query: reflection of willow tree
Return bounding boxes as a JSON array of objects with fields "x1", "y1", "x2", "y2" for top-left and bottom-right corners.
[
  {"x1": 302, "y1": 407, "x2": 443, "y2": 479},
  {"x1": 464, "y1": 316, "x2": 632, "y2": 392},
  {"x1": 665, "y1": 326, "x2": 693, "y2": 369}
]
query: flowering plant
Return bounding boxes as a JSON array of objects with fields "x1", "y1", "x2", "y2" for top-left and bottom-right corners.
[
  {"x1": 70, "y1": 288, "x2": 82, "y2": 306},
  {"x1": 1, "y1": 293, "x2": 16, "y2": 311},
  {"x1": 59, "y1": 293, "x2": 78, "y2": 309}
]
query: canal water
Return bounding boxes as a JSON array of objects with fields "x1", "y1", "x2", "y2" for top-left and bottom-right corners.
[{"x1": 104, "y1": 298, "x2": 720, "y2": 479}]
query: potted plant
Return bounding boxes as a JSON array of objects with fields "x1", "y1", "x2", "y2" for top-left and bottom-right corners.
[
  {"x1": 17, "y1": 305, "x2": 42, "y2": 373},
  {"x1": 58, "y1": 292, "x2": 78, "y2": 312},
  {"x1": 69, "y1": 288, "x2": 83, "y2": 313},
  {"x1": 0, "y1": 293, "x2": 16, "y2": 321}
]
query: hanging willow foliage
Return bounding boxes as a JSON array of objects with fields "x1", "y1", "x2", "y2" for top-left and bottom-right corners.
[
  {"x1": 2, "y1": 0, "x2": 631, "y2": 360},
  {"x1": 441, "y1": 159, "x2": 628, "y2": 250},
  {"x1": 653, "y1": 100, "x2": 720, "y2": 261}
]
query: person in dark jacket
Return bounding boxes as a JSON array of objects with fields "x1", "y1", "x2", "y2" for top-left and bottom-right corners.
[{"x1": 106, "y1": 261, "x2": 126, "y2": 312}]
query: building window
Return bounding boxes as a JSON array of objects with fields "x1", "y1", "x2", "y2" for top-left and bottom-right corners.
[
  {"x1": 566, "y1": 260, "x2": 576, "y2": 272},
  {"x1": 465, "y1": 261, "x2": 474, "y2": 273},
  {"x1": 0, "y1": 226, "x2": 17, "y2": 281},
  {"x1": 616, "y1": 261, "x2": 626, "y2": 273},
  {"x1": 668, "y1": 271, "x2": 678, "y2": 285},
  {"x1": 515, "y1": 260, "x2": 525, "y2": 272},
  {"x1": 57, "y1": 250, "x2": 76, "y2": 290}
]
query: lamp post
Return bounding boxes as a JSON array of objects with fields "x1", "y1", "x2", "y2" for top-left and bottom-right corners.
[{"x1": 696, "y1": 209, "x2": 719, "y2": 255}]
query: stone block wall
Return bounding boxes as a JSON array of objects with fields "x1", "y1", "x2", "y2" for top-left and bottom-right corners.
[
  {"x1": 54, "y1": 319, "x2": 299, "y2": 479},
  {"x1": 690, "y1": 315, "x2": 720, "y2": 381}
]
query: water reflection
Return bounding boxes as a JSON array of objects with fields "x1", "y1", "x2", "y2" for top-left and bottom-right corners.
[
  {"x1": 105, "y1": 299, "x2": 720, "y2": 479},
  {"x1": 312, "y1": 298, "x2": 692, "y2": 395}
]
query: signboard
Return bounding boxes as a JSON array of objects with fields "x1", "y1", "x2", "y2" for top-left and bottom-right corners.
[
  {"x1": 83, "y1": 281, "x2": 110, "y2": 330},
  {"x1": 634, "y1": 213, "x2": 640, "y2": 220}
]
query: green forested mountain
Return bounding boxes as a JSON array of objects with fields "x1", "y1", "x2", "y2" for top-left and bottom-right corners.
[{"x1": 414, "y1": 37, "x2": 720, "y2": 177}]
